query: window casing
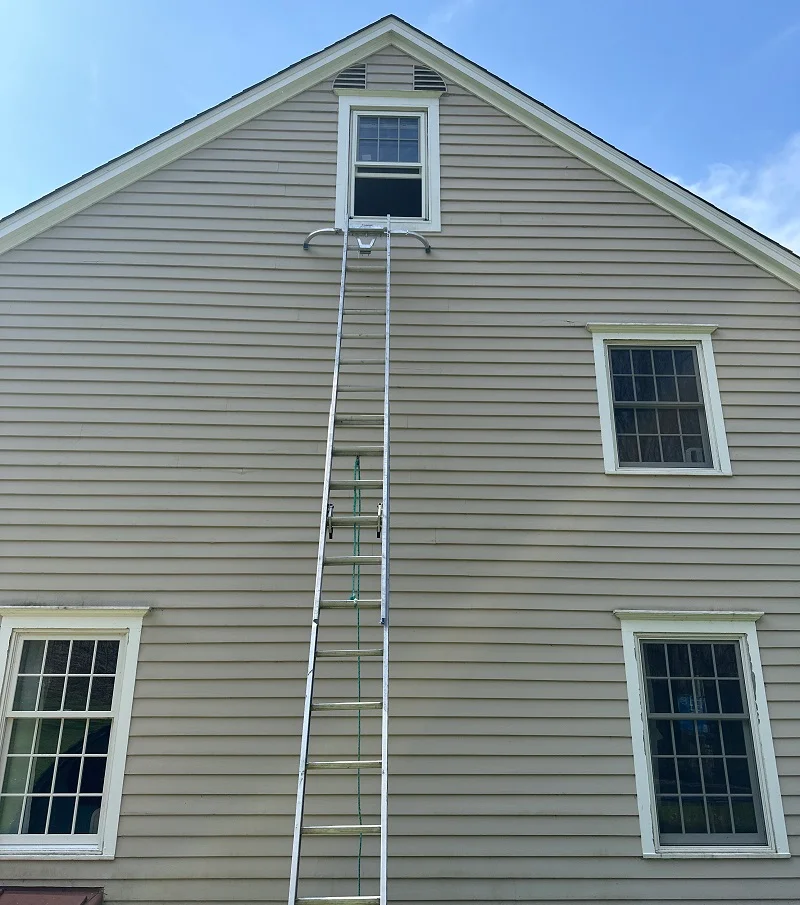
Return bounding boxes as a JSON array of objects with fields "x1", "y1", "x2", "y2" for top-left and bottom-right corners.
[
  {"x1": 0, "y1": 607, "x2": 146, "y2": 858},
  {"x1": 587, "y1": 324, "x2": 731, "y2": 475},
  {"x1": 616, "y1": 611, "x2": 789, "y2": 858},
  {"x1": 335, "y1": 93, "x2": 441, "y2": 232}
]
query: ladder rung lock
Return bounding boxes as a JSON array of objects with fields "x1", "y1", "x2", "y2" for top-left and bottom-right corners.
[
  {"x1": 302, "y1": 824, "x2": 381, "y2": 836},
  {"x1": 320, "y1": 598, "x2": 381, "y2": 609},
  {"x1": 334, "y1": 415, "x2": 384, "y2": 425},
  {"x1": 317, "y1": 648, "x2": 383, "y2": 659},
  {"x1": 330, "y1": 479, "x2": 383, "y2": 491},
  {"x1": 332, "y1": 445, "x2": 384, "y2": 456},
  {"x1": 311, "y1": 700, "x2": 382, "y2": 711},
  {"x1": 306, "y1": 760, "x2": 381, "y2": 771},
  {"x1": 324, "y1": 555, "x2": 381, "y2": 567},
  {"x1": 296, "y1": 898, "x2": 380, "y2": 905}
]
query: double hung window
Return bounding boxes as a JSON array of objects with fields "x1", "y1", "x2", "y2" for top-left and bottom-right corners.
[
  {"x1": 0, "y1": 607, "x2": 145, "y2": 858},
  {"x1": 587, "y1": 324, "x2": 731, "y2": 475},
  {"x1": 335, "y1": 95, "x2": 441, "y2": 231},
  {"x1": 616, "y1": 611, "x2": 788, "y2": 857}
]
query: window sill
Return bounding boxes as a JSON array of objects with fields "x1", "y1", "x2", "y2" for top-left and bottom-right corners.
[
  {"x1": 0, "y1": 844, "x2": 112, "y2": 859},
  {"x1": 605, "y1": 466, "x2": 732, "y2": 476},
  {"x1": 644, "y1": 848, "x2": 790, "y2": 859},
  {"x1": 345, "y1": 216, "x2": 440, "y2": 234}
]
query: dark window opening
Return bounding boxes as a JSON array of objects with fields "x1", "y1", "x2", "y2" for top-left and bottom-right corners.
[
  {"x1": 641, "y1": 639, "x2": 767, "y2": 846},
  {"x1": 353, "y1": 177, "x2": 422, "y2": 218},
  {"x1": 610, "y1": 345, "x2": 712, "y2": 467}
]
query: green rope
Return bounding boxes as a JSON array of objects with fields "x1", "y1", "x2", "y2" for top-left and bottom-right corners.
[{"x1": 349, "y1": 456, "x2": 364, "y2": 893}]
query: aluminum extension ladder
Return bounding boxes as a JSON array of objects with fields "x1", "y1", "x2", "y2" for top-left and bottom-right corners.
[{"x1": 289, "y1": 219, "x2": 430, "y2": 905}]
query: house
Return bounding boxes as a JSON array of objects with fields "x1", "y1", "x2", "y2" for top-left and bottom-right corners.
[{"x1": 1, "y1": 13, "x2": 799, "y2": 905}]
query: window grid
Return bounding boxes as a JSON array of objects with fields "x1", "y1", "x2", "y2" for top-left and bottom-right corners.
[
  {"x1": 610, "y1": 345, "x2": 712, "y2": 467},
  {"x1": 0, "y1": 637, "x2": 119, "y2": 838},
  {"x1": 642, "y1": 640, "x2": 766, "y2": 844}
]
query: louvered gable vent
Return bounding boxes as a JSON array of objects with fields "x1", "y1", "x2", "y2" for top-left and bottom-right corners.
[
  {"x1": 333, "y1": 64, "x2": 367, "y2": 90},
  {"x1": 413, "y1": 65, "x2": 446, "y2": 92}
]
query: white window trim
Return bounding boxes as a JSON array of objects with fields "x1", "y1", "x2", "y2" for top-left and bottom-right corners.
[
  {"x1": 615, "y1": 609, "x2": 789, "y2": 859},
  {"x1": 0, "y1": 606, "x2": 147, "y2": 859},
  {"x1": 586, "y1": 323, "x2": 732, "y2": 476},
  {"x1": 334, "y1": 92, "x2": 441, "y2": 232}
]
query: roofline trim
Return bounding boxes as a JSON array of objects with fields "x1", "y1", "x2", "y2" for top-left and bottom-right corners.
[{"x1": 2, "y1": 15, "x2": 800, "y2": 291}]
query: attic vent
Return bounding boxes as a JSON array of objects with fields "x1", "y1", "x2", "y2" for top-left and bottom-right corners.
[
  {"x1": 334, "y1": 64, "x2": 367, "y2": 90},
  {"x1": 413, "y1": 65, "x2": 446, "y2": 93}
]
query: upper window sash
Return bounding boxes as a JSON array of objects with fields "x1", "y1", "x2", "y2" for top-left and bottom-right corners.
[
  {"x1": 615, "y1": 610, "x2": 789, "y2": 859},
  {"x1": 586, "y1": 324, "x2": 732, "y2": 476}
]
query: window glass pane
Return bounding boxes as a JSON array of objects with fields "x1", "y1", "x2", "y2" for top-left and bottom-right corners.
[
  {"x1": 612, "y1": 375, "x2": 634, "y2": 402},
  {"x1": 74, "y1": 796, "x2": 102, "y2": 834},
  {"x1": 657, "y1": 796, "x2": 682, "y2": 833},
  {"x1": 357, "y1": 139, "x2": 378, "y2": 162},
  {"x1": 631, "y1": 349, "x2": 653, "y2": 374},
  {"x1": 647, "y1": 679, "x2": 670, "y2": 713},
  {"x1": 399, "y1": 117, "x2": 419, "y2": 139},
  {"x1": 634, "y1": 375, "x2": 656, "y2": 402},
  {"x1": 682, "y1": 797, "x2": 708, "y2": 832},
  {"x1": 718, "y1": 680, "x2": 743, "y2": 714},
  {"x1": 616, "y1": 434, "x2": 639, "y2": 463},
  {"x1": 702, "y1": 758, "x2": 727, "y2": 794},
  {"x1": 54, "y1": 758, "x2": 80, "y2": 794},
  {"x1": 19, "y1": 641, "x2": 45, "y2": 674},
  {"x1": 673, "y1": 721, "x2": 698, "y2": 755},
  {"x1": 677, "y1": 376, "x2": 700, "y2": 402},
  {"x1": 673, "y1": 348, "x2": 695, "y2": 375},
  {"x1": 642, "y1": 643, "x2": 667, "y2": 677},
  {"x1": 94, "y1": 641, "x2": 119, "y2": 675},
  {"x1": 88, "y1": 677, "x2": 115, "y2": 711},
  {"x1": 358, "y1": 116, "x2": 378, "y2": 139},
  {"x1": 707, "y1": 797, "x2": 733, "y2": 833},
  {"x1": 0, "y1": 795, "x2": 24, "y2": 833},
  {"x1": 399, "y1": 140, "x2": 419, "y2": 162},
  {"x1": 609, "y1": 348, "x2": 631, "y2": 374},
  {"x1": 732, "y1": 798, "x2": 758, "y2": 833},
  {"x1": 639, "y1": 435, "x2": 661, "y2": 462},
  {"x1": 652, "y1": 349, "x2": 674, "y2": 374},
  {"x1": 378, "y1": 142, "x2": 398, "y2": 162},
  {"x1": 722, "y1": 721, "x2": 746, "y2": 755},
  {"x1": 86, "y1": 720, "x2": 112, "y2": 755},
  {"x1": 661, "y1": 436, "x2": 682, "y2": 462},
  {"x1": 696, "y1": 720, "x2": 722, "y2": 755},
  {"x1": 2, "y1": 758, "x2": 29, "y2": 794},
  {"x1": 13, "y1": 676, "x2": 40, "y2": 711},
  {"x1": 378, "y1": 118, "x2": 398, "y2": 140},
  {"x1": 38, "y1": 676, "x2": 65, "y2": 711},
  {"x1": 43, "y1": 640, "x2": 70, "y2": 674},
  {"x1": 696, "y1": 679, "x2": 720, "y2": 714},
  {"x1": 60, "y1": 719, "x2": 87, "y2": 755},
  {"x1": 713, "y1": 644, "x2": 738, "y2": 677},
  {"x1": 36, "y1": 720, "x2": 61, "y2": 754},
  {"x1": 24, "y1": 796, "x2": 49, "y2": 834},
  {"x1": 614, "y1": 407, "x2": 636, "y2": 435},
  {"x1": 80, "y1": 758, "x2": 107, "y2": 794},
  {"x1": 667, "y1": 644, "x2": 691, "y2": 677},
  {"x1": 635, "y1": 408, "x2": 657, "y2": 434},
  {"x1": 30, "y1": 756, "x2": 55, "y2": 793},
  {"x1": 655, "y1": 376, "x2": 678, "y2": 401},
  {"x1": 68, "y1": 641, "x2": 95, "y2": 675},
  {"x1": 649, "y1": 720, "x2": 674, "y2": 755},
  {"x1": 48, "y1": 796, "x2": 76, "y2": 834},
  {"x1": 690, "y1": 644, "x2": 714, "y2": 677},
  {"x1": 64, "y1": 676, "x2": 90, "y2": 711},
  {"x1": 654, "y1": 757, "x2": 677, "y2": 792},
  {"x1": 657, "y1": 408, "x2": 679, "y2": 434},
  {"x1": 8, "y1": 720, "x2": 36, "y2": 755}
]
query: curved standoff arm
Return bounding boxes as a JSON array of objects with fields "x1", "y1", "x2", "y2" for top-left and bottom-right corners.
[
  {"x1": 391, "y1": 229, "x2": 432, "y2": 253},
  {"x1": 303, "y1": 227, "x2": 343, "y2": 250}
]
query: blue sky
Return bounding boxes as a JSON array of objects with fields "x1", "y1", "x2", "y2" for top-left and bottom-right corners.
[{"x1": 2, "y1": 0, "x2": 800, "y2": 249}]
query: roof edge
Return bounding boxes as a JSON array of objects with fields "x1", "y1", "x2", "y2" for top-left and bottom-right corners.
[{"x1": 2, "y1": 15, "x2": 800, "y2": 292}]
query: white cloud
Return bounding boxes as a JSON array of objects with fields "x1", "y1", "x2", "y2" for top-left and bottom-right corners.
[
  {"x1": 425, "y1": 0, "x2": 477, "y2": 34},
  {"x1": 683, "y1": 133, "x2": 800, "y2": 253}
]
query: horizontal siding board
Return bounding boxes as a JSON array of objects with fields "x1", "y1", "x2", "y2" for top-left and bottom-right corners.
[{"x1": 1, "y1": 47, "x2": 799, "y2": 905}]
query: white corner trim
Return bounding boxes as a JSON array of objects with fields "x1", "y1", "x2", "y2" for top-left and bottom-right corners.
[
  {"x1": 615, "y1": 610, "x2": 763, "y2": 622},
  {"x1": 588, "y1": 324, "x2": 732, "y2": 476},
  {"x1": 3, "y1": 17, "x2": 799, "y2": 289},
  {"x1": 0, "y1": 606, "x2": 147, "y2": 858},
  {"x1": 618, "y1": 614, "x2": 790, "y2": 859},
  {"x1": 334, "y1": 93, "x2": 441, "y2": 232}
]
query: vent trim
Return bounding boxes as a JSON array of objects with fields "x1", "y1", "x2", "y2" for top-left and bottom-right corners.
[
  {"x1": 413, "y1": 65, "x2": 447, "y2": 93},
  {"x1": 334, "y1": 64, "x2": 367, "y2": 91}
]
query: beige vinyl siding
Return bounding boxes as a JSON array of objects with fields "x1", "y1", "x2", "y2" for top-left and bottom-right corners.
[{"x1": 1, "y1": 45, "x2": 800, "y2": 903}]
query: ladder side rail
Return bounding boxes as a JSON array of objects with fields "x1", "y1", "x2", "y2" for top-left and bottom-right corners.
[
  {"x1": 288, "y1": 228, "x2": 351, "y2": 905},
  {"x1": 379, "y1": 218, "x2": 391, "y2": 905}
]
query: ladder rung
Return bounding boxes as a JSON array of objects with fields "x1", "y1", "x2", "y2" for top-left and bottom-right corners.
[
  {"x1": 302, "y1": 824, "x2": 380, "y2": 836},
  {"x1": 330, "y1": 479, "x2": 382, "y2": 490},
  {"x1": 340, "y1": 359, "x2": 384, "y2": 366},
  {"x1": 346, "y1": 332, "x2": 384, "y2": 339},
  {"x1": 323, "y1": 555, "x2": 381, "y2": 566},
  {"x1": 329, "y1": 515, "x2": 380, "y2": 528},
  {"x1": 339, "y1": 385, "x2": 384, "y2": 393},
  {"x1": 306, "y1": 760, "x2": 381, "y2": 771},
  {"x1": 332, "y1": 445, "x2": 384, "y2": 456},
  {"x1": 317, "y1": 648, "x2": 383, "y2": 659},
  {"x1": 335, "y1": 415, "x2": 383, "y2": 426},
  {"x1": 312, "y1": 700, "x2": 382, "y2": 711},
  {"x1": 296, "y1": 898, "x2": 380, "y2": 905},
  {"x1": 345, "y1": 308, "x2": 383, "y2": 315},
  {"x1": 320, "y1": 598, "x2": 381, "y2": 609}
]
